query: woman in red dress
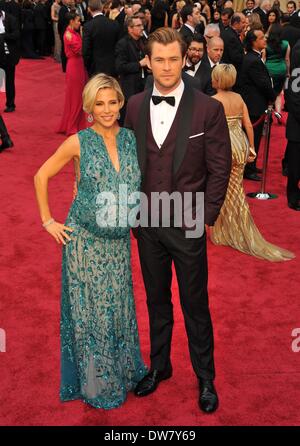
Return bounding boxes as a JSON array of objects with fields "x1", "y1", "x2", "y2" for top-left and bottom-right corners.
[{"x1": 57, "y1": 12, "x2": 87, "y2": 135}]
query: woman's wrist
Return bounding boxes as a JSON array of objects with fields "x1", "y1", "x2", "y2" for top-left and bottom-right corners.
[{"x1": 42, "y1": 218, "x2": 55, "y2": 228}]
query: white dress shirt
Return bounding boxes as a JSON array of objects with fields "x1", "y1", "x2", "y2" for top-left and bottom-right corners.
[
  {"x1": 150, "y1": 80, "x2": 184, "y2": 149},
  {"x1": 185, "y1": 59, "x2": 201, "y2": 77},
  {"x1": 0, "y1": 11, "x2": 5, "y2": 34}
]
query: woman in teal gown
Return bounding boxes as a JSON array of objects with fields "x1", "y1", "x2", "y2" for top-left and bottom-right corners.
[{"x1": 34, "y1": 74, "x2": 147, "y2": 409}]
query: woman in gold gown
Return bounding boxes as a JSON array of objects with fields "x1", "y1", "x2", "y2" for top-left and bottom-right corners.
[{"x1": 210, "y1": 64, "x2": 294, "y2": 262}]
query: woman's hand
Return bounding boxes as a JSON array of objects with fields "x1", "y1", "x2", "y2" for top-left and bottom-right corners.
[
  {"x1": 45, "y1": 221, "x2": 74, "y2": 245},
  {"x1": 247, "y1": 146, "x2": 257, "y2": 163}
]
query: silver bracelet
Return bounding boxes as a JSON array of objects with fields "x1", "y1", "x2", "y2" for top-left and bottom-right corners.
[{"x1": 43, "y1": 218, "x2": 55, "y2": 228}]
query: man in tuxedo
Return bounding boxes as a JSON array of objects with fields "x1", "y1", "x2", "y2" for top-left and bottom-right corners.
[
  {"x1": 0, "y1": 9, "x2": 20, "y2": 112},
  {"x1": 239, "y1": 29, "x2": 276, "y2": 181},
  {"x1": 125, "y1": 28, "x2": 231, "y2": 413},
  {"x1": 242, "y1": 0, "x2": 255, "y2": 17},
  {"x1": 82, "y1": 0, "x2": 120, "y2": 77},
  {"x1": 179, "y1": 4, "x2": 202, "y2": 43},
  {"x1": 185, "y1": 35, "x2": 224, "y2": 96}
]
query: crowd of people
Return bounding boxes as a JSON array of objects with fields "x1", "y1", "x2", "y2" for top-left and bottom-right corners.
[
  {"x1": 1, "y1": 0, "x2": 300, "y2": 205},
  {"x1": 1, "y1": 0, "x2": 300, "y2": 413}
]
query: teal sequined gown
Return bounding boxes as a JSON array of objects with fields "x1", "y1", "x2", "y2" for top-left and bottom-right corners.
[{"x1": 60, "y1": 127, "x2": 147, "y2": 409}]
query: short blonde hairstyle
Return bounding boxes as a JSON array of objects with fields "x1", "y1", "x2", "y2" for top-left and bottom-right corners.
[
  {"x1": 211, "y1": 63, "x2": 237, "y2": 91},
  {"x1": 82, "y1": 73, "x2": 125, "y2": 113}
]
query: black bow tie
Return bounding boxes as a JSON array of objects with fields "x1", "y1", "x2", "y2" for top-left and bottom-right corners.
[
  {"x1": 183, "y1": 64, "x2": 195, "y2": 72},
  {"x1": 152, "y1": 95, "x2": 175, "y2": 106}
]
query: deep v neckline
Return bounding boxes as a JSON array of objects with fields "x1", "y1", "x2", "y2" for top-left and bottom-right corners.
[{"x1": 89, "y1": 127, "x2": 122, "y2": 175}]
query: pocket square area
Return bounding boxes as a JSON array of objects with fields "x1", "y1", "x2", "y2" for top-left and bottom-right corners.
[{"x1": 189, "y1": 132, "x2": 204, "y2": 139}]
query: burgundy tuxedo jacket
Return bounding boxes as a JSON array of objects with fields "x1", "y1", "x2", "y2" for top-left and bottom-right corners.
[{"x1": 124, "y1": 84, "x2": 231, "y2": 226}]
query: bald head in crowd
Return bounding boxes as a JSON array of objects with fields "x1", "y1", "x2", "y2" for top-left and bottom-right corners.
[{"x1": 207, "y1": 37, "x2": 224, "y2": 65}]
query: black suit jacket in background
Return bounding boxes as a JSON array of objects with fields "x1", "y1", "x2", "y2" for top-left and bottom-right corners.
[
  {"x1": 220, "y1": 26, "x2": 244, "y2": 81},
  {"x1": 179, "y1": 24, "x2": 194, "y2": 43},
  {"x1": 115, "y1": 35, "x2": 147, "y2": 100},
  {"x1": 82, "y1": 14, "x2": 120, "y2": 77},
  {"x1": 58, "y1": 4, "x2": 70, "y2": 38},
  {"x1": 1, "y1": 12, "x2": 20, "y2": 66},
  {"x1": 239, "y1": 50, "x2": 276, "y2": 117},
  {"x1": 194, "y1": 55, "x2": 216, "y2": 96}
]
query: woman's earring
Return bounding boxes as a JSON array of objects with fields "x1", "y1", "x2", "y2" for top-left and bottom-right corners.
[
  {"x1": 87, "y1": 114, "x2": 94, "y2": 123},
  {"x1": 117, "y1": 112, "x2": 121, "y2": 120}
]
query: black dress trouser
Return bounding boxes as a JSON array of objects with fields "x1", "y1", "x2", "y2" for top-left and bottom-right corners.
[
  {"x1": 245, "y1": 115, "x2": 265, "y2": 174},
  {"x1": 0, "y1": 63, "x2": 16, "y2": 108},
  {"x1": 137, "y1": 226, "x2": 215, "y2": 380}
]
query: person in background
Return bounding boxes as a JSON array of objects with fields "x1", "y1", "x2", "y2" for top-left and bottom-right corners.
[
  {"x1": 57, "y1": 11, "x2": 87, "y2": 135},
  {"x1": 239, "y1": 29, "x2": 276, "y2": 181},
  {"x1": 51, "y1": 0, "x2": 62, "y2": 62},
  {"x1": 242, "y1": 0, "x2": 255, "y2": 16},
  {"x1": 0, "y1": 8, "x2": 20, "y2": 112},
  {"x1": 150, "y1": 0, "x2": 168, "y2": 32},
  {"x1": 210, "y1": 63, "x2": 294, "y2": 261},
  {"x1": 171, "y1": 0, "x2": 185, "y2": 30},
  {"x1": 265, "y1": 23, "x2": 290, "y2": 123},
  {"x1": 82, "y1": 0, "x2": 120, "y2": 77}
]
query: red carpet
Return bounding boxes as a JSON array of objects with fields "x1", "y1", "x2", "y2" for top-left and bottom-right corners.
[{"x1": 0, "y1": 58, "x2": 299, "y2": 426}]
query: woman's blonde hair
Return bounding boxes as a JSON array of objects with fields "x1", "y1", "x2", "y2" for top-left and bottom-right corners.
[
  {"x1": 82, "y1": 73, "x2": 125, "y2": 114},
  {"x1": 211, "y1": 63, "x2": 237, "y2": 91}
]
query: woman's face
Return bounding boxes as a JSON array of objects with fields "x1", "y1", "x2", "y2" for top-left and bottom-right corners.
[
  {"x1": 70, "y1": 16, "x2": 81, "y2": 30},
  {"x1": 92, "y1": 88, "x2": 120, "y2": 129},
  {"x1": 268, "y1": 12, "x2": 277, "y2": 23},
  {"x1": 214, "y1": 11, "x2": 220, "y2": 21},
  {"x1": 145, "y1": 9, "x2": 151, "y2": 21}
]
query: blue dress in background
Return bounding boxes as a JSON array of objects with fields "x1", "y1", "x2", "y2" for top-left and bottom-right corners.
[{"x1": 60, "y1": 127, "x2": 147, "y2": 409}]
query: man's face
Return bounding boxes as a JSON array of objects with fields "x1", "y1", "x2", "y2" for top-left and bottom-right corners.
[
  {"x1": 253, "y1": 30, "x2": 267, "y2": 51},
  {"x1": 235, "y1": 16, "x2": 246, "y2": 34},
  {"x1": 207, "y1": 41, "x2": 224, "y2": 63},
  {"x1": 187, "y1": 41, "x2": 204, "y2": 64},
  {"x1": 287, "y1": 3, "x2": 296, "y2": 14},
  {"x1": 246, "y1": 0, "x2": 254, "y2": 9},
  {"x1": 191, "y1": 7, "x2": 201, "y2": 26},
  {"x1": 147, "y1": 41, "x2": 185, "y2": 93},
  {"x1": 128, "y1": 18, "x2": 144, "y2": 39},
  {"x1": 221, "y1": 13, "x2": 230, "y2": 27}
]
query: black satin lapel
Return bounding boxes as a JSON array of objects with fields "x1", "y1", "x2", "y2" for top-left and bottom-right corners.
[
  {"x1": 173, "y1": 85, "x2": 194, "y2": 175},
  {"x1": 136, "y1": 89, "x2": 152, "y2": 177}
]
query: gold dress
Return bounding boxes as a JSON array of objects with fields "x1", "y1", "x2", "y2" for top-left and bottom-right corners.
[{"x1": 211, "y1": 116, "x2": 295, "y2": 262}]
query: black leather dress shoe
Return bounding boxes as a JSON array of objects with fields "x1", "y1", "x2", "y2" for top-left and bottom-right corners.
[
  {"x1": 134, "y1": 368, "x2": 172, "y2": 397},
  {"x1": 4, "y1": 106, "x2": 15, "y2": 113},
  {"x1": 243, "y1": 172, "x2": 262, "y2": 181},
  {"x1": 0, "y1": 135, "x2": 13, "y2": 152},
  {"x1": 198, "y1": 378, "x2": 219, "y2": 413},
  {"x1": 288, "y1": 202, "x2": 300, "y2": 211}
]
